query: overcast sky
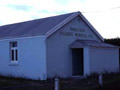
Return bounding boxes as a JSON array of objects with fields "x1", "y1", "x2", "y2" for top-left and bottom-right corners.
[{"x1": 0, "y1": 0, "x2": 120, "y2": 38}]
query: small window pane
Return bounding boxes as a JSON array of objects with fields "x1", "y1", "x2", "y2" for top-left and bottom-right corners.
[
  {"x1": 15, "y1": 50, "x2": 18, "y2": 61},
  {"x1": 11, "y1": 42, "x2": 17, "y2": 47},
  {"x1": 11, "y1": 50, "x2": 14, "y2": 61}
]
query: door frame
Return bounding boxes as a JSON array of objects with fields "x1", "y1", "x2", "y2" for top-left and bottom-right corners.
[{"x1": 71, "y1": 48, "x2": 84, "y2": 76}]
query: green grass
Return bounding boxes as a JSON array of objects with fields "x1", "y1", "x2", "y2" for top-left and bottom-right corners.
[{"x1": 0, "y1": 73, "x2": 120, "y2": 90}]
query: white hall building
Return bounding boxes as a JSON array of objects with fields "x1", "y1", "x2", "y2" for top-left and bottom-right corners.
[{"x1": 0, "y1": 11, "x2": 119, "y2": 80}]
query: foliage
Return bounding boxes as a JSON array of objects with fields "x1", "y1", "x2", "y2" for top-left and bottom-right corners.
[{"x1": 104, "y1": 37, "x2": 120, "y2": 46}]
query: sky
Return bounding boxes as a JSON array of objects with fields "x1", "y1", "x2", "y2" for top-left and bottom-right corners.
[{"x1": 0, "y1": 0, "x2": 120, "y2": 38}]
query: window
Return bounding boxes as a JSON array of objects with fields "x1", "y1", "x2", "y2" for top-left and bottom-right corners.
[{"x1": 10, "y1": 42, "x2": 18, "y2": 62}]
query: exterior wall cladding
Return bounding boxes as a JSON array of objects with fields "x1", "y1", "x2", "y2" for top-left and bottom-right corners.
[
  {"x1": 89, "y1": 47, "x2": 119, "y2": 73},
  {"x1": 0, "y1": 36, "x2": 47, "y2": 80},
  {"x1": 46, "y1": 16, "x2": 103, "y2": 78}
]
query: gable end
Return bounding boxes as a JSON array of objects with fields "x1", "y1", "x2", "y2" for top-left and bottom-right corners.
[{"x1": 45, "y1": 12, "x2": 104, "y2": 42}]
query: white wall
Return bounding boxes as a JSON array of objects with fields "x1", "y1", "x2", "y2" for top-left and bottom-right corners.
[
  {"x1": 83, "y1": 47, "x2": 90, "y2": 76},
  {"x1": 46, "y1": 16, "x2": 102, "y2": 78},
  {"x1": 0, "y1": 36, "x2": 47, "y2": 80},
  {"x1": 89, "y1": 47, "x2": 119, "y2": 73}
]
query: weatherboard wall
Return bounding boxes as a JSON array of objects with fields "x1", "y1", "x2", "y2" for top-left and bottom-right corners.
[
  {"x1": 0, "y1": 36, "x2": 47, "y2": 80},
  {"x1": 89, "y1": 47, "x2": 119, "y2": 73},
  {"x1": 46, "y1": 16, "x2": 102, "y2": 78}
]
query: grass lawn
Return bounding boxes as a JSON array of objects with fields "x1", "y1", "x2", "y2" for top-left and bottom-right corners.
[{"x1": 0, "y1": 73, "x2": 120, "y2": 90}]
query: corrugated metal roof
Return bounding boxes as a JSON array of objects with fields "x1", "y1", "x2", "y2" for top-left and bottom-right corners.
[
  {"x1": 0, "y1": 12, "x2": 74, "y2": 39},
  {"x1": 70, "y1": 40, "x2": 119, "y2": 48}
]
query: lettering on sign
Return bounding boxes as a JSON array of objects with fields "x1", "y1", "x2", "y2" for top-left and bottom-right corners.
[
  {"x1": 75, "y1": 33, "x2": 87, "y2": 37},
  {"x1": 59, "y1": 32, "x2": 73, "y2": 36},
  {"x1": 70, "y1": 27, "x2": 85, "y2": 32},
  {"x1": 59, "y1": 27, "x2": 94, "y2": 39}
]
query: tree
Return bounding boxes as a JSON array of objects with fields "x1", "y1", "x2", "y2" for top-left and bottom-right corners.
[{"x1": 104, "y1": 37, "x2": 120, "y2": 46}]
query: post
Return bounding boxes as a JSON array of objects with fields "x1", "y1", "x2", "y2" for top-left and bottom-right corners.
[
  {"x1": 99, "y1": 73, "x2": 103, "y2": 87},
  {"x1": 55, "y1": 78, "x2": 59, "y2": 90}
]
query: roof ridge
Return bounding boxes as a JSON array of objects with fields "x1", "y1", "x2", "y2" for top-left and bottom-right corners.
[
  {"x1": 45, "y1": 12, "x2": 80, "y2": 37},
  {"x1": 0, "y1": 11, "x2": 79, "y2": 39},
  {"x1": 0, "y1": 12, "x2": 79, "y2": 27}
]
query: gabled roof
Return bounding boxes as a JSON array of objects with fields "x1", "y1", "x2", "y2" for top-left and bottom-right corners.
[{"x1": 0, "y1": 11, "x2": 104, "y2": 41}]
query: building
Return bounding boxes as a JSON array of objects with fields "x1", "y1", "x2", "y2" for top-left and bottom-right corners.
[{"x1": 0, "y1": 11, "x2": 119, "y2": 80}]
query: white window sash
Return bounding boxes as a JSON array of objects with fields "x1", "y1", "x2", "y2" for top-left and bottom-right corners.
[{"x1": 11, "y1": 48, "x2": 18, "y2": 62}]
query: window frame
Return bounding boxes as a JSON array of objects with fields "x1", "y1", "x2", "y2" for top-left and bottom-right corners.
[{"x1": 10, "y1": 41, "x2": 18, "y2": 63}]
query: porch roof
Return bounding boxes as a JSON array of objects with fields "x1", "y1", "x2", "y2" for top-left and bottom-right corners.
[{"x1": 70, "y1": 40, "x2": 119, "y2": 48}]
